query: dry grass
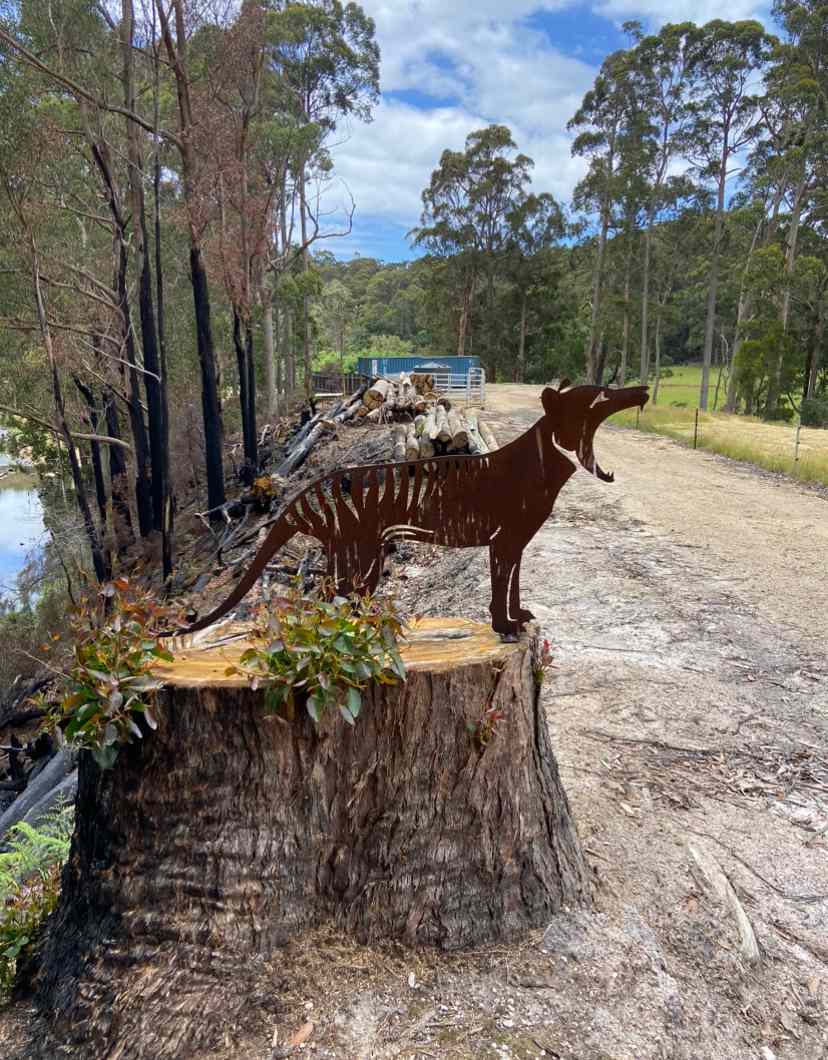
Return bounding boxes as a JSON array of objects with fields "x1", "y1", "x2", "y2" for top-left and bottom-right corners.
[{"x1": 611, "y1": 404, "x2": 828, "y2": 487}]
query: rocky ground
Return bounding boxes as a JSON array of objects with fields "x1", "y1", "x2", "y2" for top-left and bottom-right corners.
[{"x1": 1, "y1": 383, "x2": 826, "y2": 1059}]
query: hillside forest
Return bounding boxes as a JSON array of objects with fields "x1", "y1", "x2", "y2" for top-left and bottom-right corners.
[{"x1": 0, "y1": 0, "x2": 826, "y2": 614}]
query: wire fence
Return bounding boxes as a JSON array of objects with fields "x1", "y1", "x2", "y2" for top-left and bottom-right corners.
[{"x1": 625, "y1": 402, "x2": 827, "y2": 486}]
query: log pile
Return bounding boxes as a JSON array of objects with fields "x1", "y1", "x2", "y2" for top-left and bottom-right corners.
[
  {"x1": 408, "y1": 404, "x2": 497, "y2": 460},
  {"x1": 357, "y1": 372, "x2": 440, "y2": 423},
  {"x1": 353, "y1": 372, "x2": 498, "y2": 460}
]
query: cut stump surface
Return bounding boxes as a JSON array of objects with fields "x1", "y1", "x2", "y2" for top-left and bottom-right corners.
[{"x1": 34, "y1": 617, "x2": 589, "y2": 1059}]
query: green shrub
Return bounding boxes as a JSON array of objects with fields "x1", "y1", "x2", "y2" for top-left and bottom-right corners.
[
  {"x1": 0, "y1": 805, "x2": 74, "y2": 996},
  {"x1": 227, "y1": 584, "x2": 406, "y2": 726},
  {"x1": 46, "y1": 579, "x2": 178, "y2": 770},
  {"x1": 801, "y1": 397, "x2": 828, "y2": 428}
]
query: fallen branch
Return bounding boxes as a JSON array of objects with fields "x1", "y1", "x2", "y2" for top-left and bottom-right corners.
[
  {"x1": 687, "y1": 841, "x2": 761, "y2": 962},
  {"x1": 686, "y1": 827, "x2": 828, "y2": 903},
  {"x1": 0, "y1": 402, "x2": 133, "y2": 451}
]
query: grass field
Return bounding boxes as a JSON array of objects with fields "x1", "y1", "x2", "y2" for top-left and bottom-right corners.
[
  {"x1": 611, "y1": 401, "x2": 828, "y2": 487},
  {"x1": 642, "y1": 363, "x2": 727, "y2": 411}
]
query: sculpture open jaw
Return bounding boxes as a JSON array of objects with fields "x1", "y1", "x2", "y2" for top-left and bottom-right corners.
[{"x1": 579, "y1": 386, "x2": 648, "y2": 481}]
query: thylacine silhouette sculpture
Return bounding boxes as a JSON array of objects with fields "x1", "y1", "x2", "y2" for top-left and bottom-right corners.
[{"x1": 183, "y1": 382, "x2": 649, "y2": 637}]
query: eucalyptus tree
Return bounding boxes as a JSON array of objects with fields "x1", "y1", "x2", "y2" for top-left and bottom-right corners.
[
  {"x1": 628, "y1": 21, "x2": 696, "y2": 385},
  {"x1": 686, "y1": 19, "x2": 776, "y2": 410},
  {"x1": 267, "y1": 0, "x2": 380, "y2": 390},
  {"x1": 569, "y1": 49, "x2": 639, "y2": 383},
  {"x1": 412, "y1": 124, "x2": 534, "y2": 373},
  {"x1": 504, "y1": 193, "x2": 566, "y2": 382},
  {"x1": 756, "y1": 0, "x2": 828, "y2": 415}
]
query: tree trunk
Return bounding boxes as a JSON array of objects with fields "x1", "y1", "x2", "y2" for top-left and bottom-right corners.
[
  {"x1": 72, "y1": 377, "x2": 108, "y2": 528},
  {"x1": 261, "y1": 280, "x2": 277, "y2": 418},
  {"x1": 121, "y1": 0, "x2": 167, "y2": 539},
  {"x1": 765, "y1": 178, "x2": 806, "y2": 420},
  {"x1": 33, "y1": 618, "x2": 589, "y2": 1058},
  {"x1": 112, "y1": 204, "x2": 154, "y2": 539},
  {"x1": 652, "y1": 309, "x2": 662, "y2": 405},
  {"x1": 103, "y1": 387, "x2": 134, "y2": 552},
  {"x1": 190, "y1": 245, "x2": 226, "y2": 516},
  {"x1": 620, "y1": 250, "x2": 631, "y2": 386},
  {"x1": 585, "y1": 210, "x2": 610, "y2": 385},
  {"x1": 457, "y1": 269, "x2": 474, "y2": 358},
  {"x1": 153, "y1": 30, "x2": 173, "y2": 583},
  {"x1": 700, "y1": 158, "x2": 728, "y2": 412},
  {"x1": 232, "y1": 307, "x2": 257, "y2": 471},
  {"x1": 639, "y1": 224, "x2": 651, "y2": 386},
  {"x1": 594, "y1": 329, "x2": 607, "y2": 387},
  {"x1": 804, "y1": 307, "x2": 824, "y2": 402},
  {"x1": 515, "y1": 290, "x2": 527, "y2": 383},
  {"x1": 30, "y1": 253, "x2": 109, "y2": 584}
]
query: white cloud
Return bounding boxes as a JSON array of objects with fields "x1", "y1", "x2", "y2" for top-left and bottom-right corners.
[
  {"x1": 327, "y1": 4, "x2": 596, "y2": 238},
  {"x1": 326, "y1": 0, "x2": 772, "y2": 256},
  {"x1": 594, "y1": 0, "x2": 766, "y2": 24}
]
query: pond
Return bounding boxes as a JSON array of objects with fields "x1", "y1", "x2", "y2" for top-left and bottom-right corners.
[{"x1": 0, "y1": 451, "x2": 45, "y2": 601}]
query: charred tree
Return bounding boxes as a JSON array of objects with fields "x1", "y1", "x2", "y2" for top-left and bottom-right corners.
[
  {"x1": 72, "y1": 376, "x2": 108, "y2": 529},
  {"x1": 103, "y1": 386, "x2": 134, "y2": 553},
  {"x1": 33, "y1": 619, "x2": 589, "y2": 1058}
]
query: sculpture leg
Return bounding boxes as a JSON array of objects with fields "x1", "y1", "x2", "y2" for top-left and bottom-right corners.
[
  {"x1": 508, "y1": 551, "x2": 535, "y2": 629},
  {"x1": 489, "y1": 543, "x2": 521, "y2": 637}
]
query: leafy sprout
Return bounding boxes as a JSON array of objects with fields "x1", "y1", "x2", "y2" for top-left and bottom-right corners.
[
  {"x1": 226, "y1": 583, "x2": 406, "y2": 726},
  {"x1": 46, "y1": 579, "x2": 179, "y2": 770}
]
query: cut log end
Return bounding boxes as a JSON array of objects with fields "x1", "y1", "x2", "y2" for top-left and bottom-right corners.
[{"x1": 34, "y1": 618, "x2": 590, "y2": 1059}]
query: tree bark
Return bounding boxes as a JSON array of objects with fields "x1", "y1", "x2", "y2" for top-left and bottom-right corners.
[
  {"x1": 515, "y1": 290, "x2": 527, "y2": 383},
  {"x1": 639, "y1": 225, "x2": 651, "y2": 386},
  {"x1": 152, "y1": 30, "x2": 173, "y2": 582},
  {"x1": 33, "y1": 618, "x2": 589, "y2": 1058},
  {"x1": 700, "y1": 147, "x2": 729, "y2": 412},
  {"x1": 103, "y1": 387, "x2": 134, "y2": 552},
  {"x1": 804, "y1": 307, "x2": 824, "y2": 402},
  {"x1": 585, "y1": 210, "x2": 610, "y2": 385},
  {"x1": 261, "y1": 280, "x2": 277, "y2": 418}
]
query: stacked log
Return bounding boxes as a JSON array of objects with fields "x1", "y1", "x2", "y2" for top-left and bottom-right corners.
[
  {"x1": 356, "y1": 373, "x2": 442, "y2": 423},
  {"x1": 350, "y1": 372, "x2": 497, "y2": 461}
]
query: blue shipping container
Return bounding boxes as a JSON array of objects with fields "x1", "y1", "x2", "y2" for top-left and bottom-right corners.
[{"x1": 356, "y1": 355, "x2": 481, "y2": 378}]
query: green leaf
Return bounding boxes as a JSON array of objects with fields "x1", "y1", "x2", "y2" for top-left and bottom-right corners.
[
  {"x1": 305, "y1": 695, "x2": 321, "y2": 724},
  {"x1": 346, "y1": 686, "x2": 362, "y2": 719},
  {"x1": 338, "y1": 703, "x2": 356, "y2": 726},
  {"x1": 143, "y1": 708, "x2": 158, "y2": 731}
]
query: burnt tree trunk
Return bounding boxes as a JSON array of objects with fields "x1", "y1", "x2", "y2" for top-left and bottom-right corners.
[{"x1": 33, "y1": 619, "x2": 589, "y2": 1058}]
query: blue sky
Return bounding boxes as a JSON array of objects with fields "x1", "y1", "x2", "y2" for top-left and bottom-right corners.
[{"x1": 324, "y1": 0, "x2": 767, "y2": 262}]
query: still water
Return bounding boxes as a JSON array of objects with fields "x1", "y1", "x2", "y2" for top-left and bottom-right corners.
[{"x1": 0, "y1": 452, "x2": 45, "y2": 599}]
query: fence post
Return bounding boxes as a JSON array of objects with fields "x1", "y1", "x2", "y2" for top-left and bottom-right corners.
[
  {"x1": 794, "y1": 418, "x2": 802, "y2": 474},
  {"x1": 636, "y1": 407, "x2": 640, "y2": 429},
  {"x1": 693, "y1": 408, "x2": 699, "y2": 450}
]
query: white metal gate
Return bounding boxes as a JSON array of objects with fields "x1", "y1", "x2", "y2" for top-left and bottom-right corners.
[{"x1": 430, "y1": 367, "x2": 486, "y2": 406}]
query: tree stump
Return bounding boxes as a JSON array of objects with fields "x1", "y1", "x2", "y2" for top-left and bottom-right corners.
[{"x1": 33, "y1": 618, "x2": 590, "y2": 1058}]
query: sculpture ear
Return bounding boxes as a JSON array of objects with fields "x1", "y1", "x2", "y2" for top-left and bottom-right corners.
[
  {"x1": 558, "y1": 378, "x2": 571, "y2": 391},
  {"x1": 541, "y1": 387, "x2": 559, "y2": 417}
]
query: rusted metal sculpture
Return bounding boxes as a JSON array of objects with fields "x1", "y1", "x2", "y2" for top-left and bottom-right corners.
[{"x1": 185, "y1": 382, "x2": 649, "y2": 637}]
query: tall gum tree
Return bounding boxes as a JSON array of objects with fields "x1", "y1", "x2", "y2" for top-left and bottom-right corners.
[
  {"x1": 686, "y1": 19, "x2": 776, "y2": 411},
  {"x1": 411, "y1": 125, "x2": 533, "y2": 377},
  {"x1": 569, "y1": 50, "x2": 636, "y2": 384}
]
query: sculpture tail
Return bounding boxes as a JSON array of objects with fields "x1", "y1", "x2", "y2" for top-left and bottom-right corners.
[{"x1": 177, "y1": 515, "x2": 298, "y2": 635}]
